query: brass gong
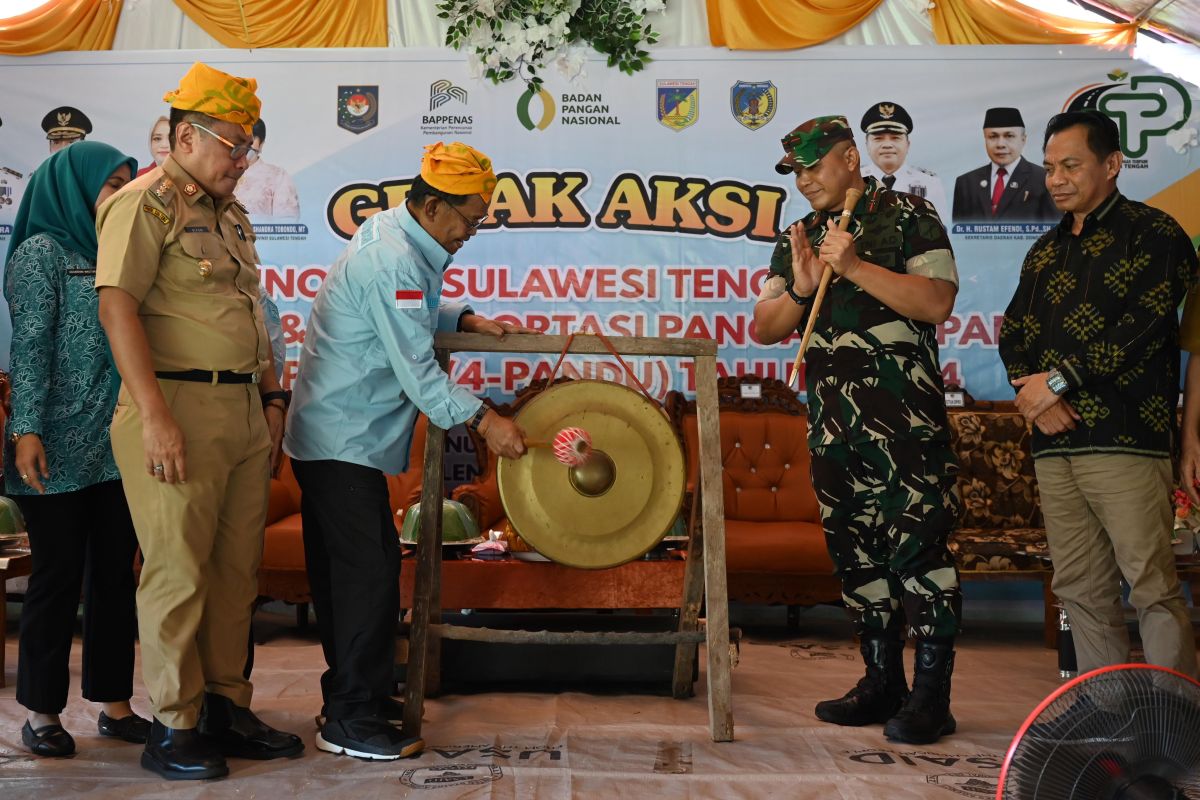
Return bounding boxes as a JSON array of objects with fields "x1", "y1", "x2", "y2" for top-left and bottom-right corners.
[{"x1": 497, "y1": 380, "x2": 685, "y2": 569}]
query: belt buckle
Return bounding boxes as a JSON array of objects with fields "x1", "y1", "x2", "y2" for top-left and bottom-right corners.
[{"x1": 251, "y1": 372, "x2": 260, "y2": 384}]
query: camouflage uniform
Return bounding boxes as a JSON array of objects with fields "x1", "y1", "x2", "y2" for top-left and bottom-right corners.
[{"x1": 763, "y1": 148, "x2": 962, "y2": 639}]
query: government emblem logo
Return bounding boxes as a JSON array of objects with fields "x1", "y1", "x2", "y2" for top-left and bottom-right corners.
[
  {"x1": 337, "y1": 86, "x2": 379, "y2": 135},
  {"x1": 730, "y1": 81, "x2": 777, "y2": 131},
  {"x1": 657, "y1": 79, "x2": 699, "y2": 132}
]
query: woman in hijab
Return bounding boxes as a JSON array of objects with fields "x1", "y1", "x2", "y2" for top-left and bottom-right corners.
[{"x1": 4, "y1": 141, "x2": 149, "y2": 757}]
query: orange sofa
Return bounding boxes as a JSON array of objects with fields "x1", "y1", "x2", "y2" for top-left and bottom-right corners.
[{"x1": 259, "y1": 415, "x2": 440, "y2": 608}]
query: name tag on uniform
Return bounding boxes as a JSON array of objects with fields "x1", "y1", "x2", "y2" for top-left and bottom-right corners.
[
  {"x1": 395, "y1": 290, "x2": 423, "y2": 310},
  {"x1": 184, "y1": 226, "x2": 210, "y2": 233}
]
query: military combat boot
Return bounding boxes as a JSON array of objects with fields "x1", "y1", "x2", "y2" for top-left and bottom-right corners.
[
  {"x1": 884, "y1": 639, "x2": 956, "y2": 744},
  {"x1": 815, "y1": 633, "x2": 909, "y2": 726}
]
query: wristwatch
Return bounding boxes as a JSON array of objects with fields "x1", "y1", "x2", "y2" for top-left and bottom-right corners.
[
  {"x1": 261, "y1": 389, "x2": 291, "y2": 409},
  {"x1": 1046, "y1": 369, "x2": 1069, "y2": 396},
  {"x1": 466, "y1": 404, "x2": 489, "y2": 432},
  {"x1": 785, "y1": 283, "x2": 808, "y2": 305}
]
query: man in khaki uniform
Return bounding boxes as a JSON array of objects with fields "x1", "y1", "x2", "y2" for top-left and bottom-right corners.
[{"x1": 96, "y1": 62, "x2": 302, "y2": 781}]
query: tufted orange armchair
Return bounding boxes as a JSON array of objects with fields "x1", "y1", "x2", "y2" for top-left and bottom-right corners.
[
  {"x1": 664, "y1": 377, "x2": 842, "y2": 613},
  {"x1": 259, "y1": 414, "x2": 441, "y2": 615}
]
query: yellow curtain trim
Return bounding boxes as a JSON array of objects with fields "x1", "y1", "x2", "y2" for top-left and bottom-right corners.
[
  {"x1": 0, "y1": 0, "x2": 122, "y2": 56},
  {"x1": 706, "y1": 0, "x2": 885, "y2": 50},
  {"x1": 931, "y1": 0, "x2": 1138, "y2": 46},
  {"x1": 170, "y1": 0, "x2": 387, "y2": 49}
]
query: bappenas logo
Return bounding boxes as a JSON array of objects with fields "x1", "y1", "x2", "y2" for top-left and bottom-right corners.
[
  {"x1": 517, "y1": 87, "x2": 556, "y2": 131},
  {"x1": 422, "y1": 79, "x2": 472, "y2": 136},
  {"x1": 429, "y1": 79, "x2": 468, "y2": 111},
  {"x1": 1063, "y1": 71, "x2": 1193, "y2": 159}
]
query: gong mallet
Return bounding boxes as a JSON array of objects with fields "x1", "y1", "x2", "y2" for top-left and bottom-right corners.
[
  {"x1": 786, "y1": 187, "x2": 864, "y2": 388},
  {"x1": 524, "y1": 426, "x2": 593, "y2": 466}
]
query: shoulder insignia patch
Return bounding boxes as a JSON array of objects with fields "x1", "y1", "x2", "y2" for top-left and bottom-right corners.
[
  {"x1": 152, "y1": 177, "x2": 173, "y2": 200},
  {"x1": 142, "y1": 204, "x2": 171, "y2": 225}
]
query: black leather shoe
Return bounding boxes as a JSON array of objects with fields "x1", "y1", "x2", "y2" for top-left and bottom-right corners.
[
  {"x1": 198, "y1": 692, "x2": 304, "y2": 760},
  {"x1": 141, "y1": 719, "x2": 228, "y2": 780},
  {"x1": 815, "y1": 633, "x2": 909, "y2": 727},
  {"x1": 885, "y1": 640, "x2": 957, "y2": 745},
  {"x1": 21, "y1": 720, "x2": 76, "y2": 757},
  {"x1": 98, "y1": 711, "x2": 152, "y2": 743}
]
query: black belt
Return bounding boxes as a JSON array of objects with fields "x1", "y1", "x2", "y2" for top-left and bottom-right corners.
[{"x1": 155, "y1": 369, "x2": 259, "y2": 384}]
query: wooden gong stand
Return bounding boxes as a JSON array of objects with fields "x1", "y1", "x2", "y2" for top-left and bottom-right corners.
[{"x1": 401, "y1": 333, "x2": 734, "y2": 742}]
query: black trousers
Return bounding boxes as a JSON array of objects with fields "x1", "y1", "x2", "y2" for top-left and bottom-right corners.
[
  {"x1": 292, "y1": 458, "x2": 400, "y2": 722},
  {"x1": 15, "y1": 479, "x2": 139, "y2": 714}
]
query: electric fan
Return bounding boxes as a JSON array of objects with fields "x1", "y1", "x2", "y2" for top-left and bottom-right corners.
[{"x1": 996, "y1": 664, "x2": 1200, "y2": 799}]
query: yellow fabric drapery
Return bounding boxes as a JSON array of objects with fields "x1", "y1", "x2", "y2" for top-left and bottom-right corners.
[
  {"x1": 0, "y1": 0, "x2": 122, "y2": 55},
  {"x1": 931, "y1": 0, "x2": 1137, "y2": 46},
  {"x1": 170, "y1": 0, "x2": 386, "y2": 49},
  {"x1": 706, "y1": 0, "x2": 884, "y2": 49}
]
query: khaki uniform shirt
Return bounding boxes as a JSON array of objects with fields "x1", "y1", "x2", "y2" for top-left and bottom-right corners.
[{"x1": 95, "y1": 156, "x2": 268, "y2": 376}]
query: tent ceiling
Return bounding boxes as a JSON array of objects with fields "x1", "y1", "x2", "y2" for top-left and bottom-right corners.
[{"x1": 1081, "y1": 0, "x2": 1199, "y2": 43}]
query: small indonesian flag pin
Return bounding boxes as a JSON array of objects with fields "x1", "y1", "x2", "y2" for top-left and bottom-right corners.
[{"x1": 395, "y1": 289, "x2": 423, "y2": 310}]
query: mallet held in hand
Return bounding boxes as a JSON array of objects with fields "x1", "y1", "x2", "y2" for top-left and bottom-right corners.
[{"x1": 787, "y1": 187, "x2": 864, "y2": 388}]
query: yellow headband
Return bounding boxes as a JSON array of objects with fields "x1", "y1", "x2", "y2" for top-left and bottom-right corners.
[
  {"x1": 163, "y1": 62, "x2": 261, "y2": 136},
  {"x1": 420, "y1": 141, "x2": 497, "y2": 203}
]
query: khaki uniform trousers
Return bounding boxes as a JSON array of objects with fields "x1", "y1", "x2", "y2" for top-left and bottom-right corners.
[
  {"x1": 111, "y1": 380, "x2": 270, "y2": 728},
  {"x1": 1036, "y1": 453, "x2": 1197, "y2": 677}
]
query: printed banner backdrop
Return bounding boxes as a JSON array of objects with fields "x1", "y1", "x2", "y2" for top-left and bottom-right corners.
[{"x1": 1, "y1": 47, "x2": 1198, "y2": 406}]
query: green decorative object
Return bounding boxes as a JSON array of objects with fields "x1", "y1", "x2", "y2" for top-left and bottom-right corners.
[
  {"x1": 0, "y1": 495, "x2": 26, "y2": 536},
  {"x1": 400, "y1": 498, "x2": 484, "y2": 546},
  {"x1": 438, "y1": 0, "x2": 666, "y2": 91}
]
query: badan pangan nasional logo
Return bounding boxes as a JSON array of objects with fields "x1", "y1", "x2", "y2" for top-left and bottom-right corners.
[
  {"x1": 516, "y1": 87, "x2": 556, "y2": 131},
  {"x1": 1063, "y1": 70, "x2": 1193, "y2": 162}
]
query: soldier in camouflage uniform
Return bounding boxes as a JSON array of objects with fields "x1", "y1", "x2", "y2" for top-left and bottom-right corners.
[{"x1": 753, "y1": 116, "x2": 962, "y2": 745}]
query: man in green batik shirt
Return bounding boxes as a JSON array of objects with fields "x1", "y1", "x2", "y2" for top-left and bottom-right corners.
[
  {"x1": 754, "y1": 115, "x2": 961, "y2": 745},
  {"x1": 1000, "y1": 110, "x2": 1197, "y2": 680}
]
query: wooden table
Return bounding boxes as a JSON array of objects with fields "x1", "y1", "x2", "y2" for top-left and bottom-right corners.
[
  {"x1": 0, "y1": 550, "x2": 32, "y2": 689},
  {"x1": 403, "y1": 334, "x2": 735, "y2": 742}
]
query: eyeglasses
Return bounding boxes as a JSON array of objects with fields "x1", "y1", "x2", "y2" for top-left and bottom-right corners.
[
  {"x1": 446, "y1": 202, "x2": 487, "y2": 232},
  {"x1": 190, "y1": 123, "x2": 259, "y2": 161}
]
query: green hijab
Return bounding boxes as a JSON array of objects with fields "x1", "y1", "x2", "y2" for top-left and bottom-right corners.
[{"x1": 5, "y1": 140, "x2": 138, "y2": 266}]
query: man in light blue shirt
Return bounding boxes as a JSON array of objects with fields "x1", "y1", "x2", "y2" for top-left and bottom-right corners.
[{"x1": 283, "y1": 142, "x2": 532, "y2": 761}]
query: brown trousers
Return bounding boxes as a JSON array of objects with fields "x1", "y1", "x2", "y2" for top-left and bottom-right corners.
[
  {"x1": 111, "y1": 380, "x2": 270, "y2": 728},
  {"x1": 1036, "y1": 453, "x2": 1197, "y2": 677}
]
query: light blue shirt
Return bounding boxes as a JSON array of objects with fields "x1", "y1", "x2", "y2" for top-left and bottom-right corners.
[{"x1": 283, "y1": 204, "x2": 481, "y2": 473}]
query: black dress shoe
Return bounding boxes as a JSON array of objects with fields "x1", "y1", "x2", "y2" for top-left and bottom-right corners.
[
  {"x1": 141, "y1": 719, "x2": 228, "y2": 781},
  {"x1": 198, "y1": 692, "x2": 304, "y2": 760},
  {"x1": 98, "y1": 711, "x2": 152, "y2": 744},
  {"x1": 21, "y1": 720, "x2": 76, "y2": 757}
]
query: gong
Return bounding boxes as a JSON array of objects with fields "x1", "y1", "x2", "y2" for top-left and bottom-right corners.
[{"x1": 497, "y1": 380, "x2": 685, "y2": 569}]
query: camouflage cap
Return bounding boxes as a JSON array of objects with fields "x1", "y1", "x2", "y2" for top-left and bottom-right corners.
[{"x1": 775, "y1": 115, "x2": 854, "y2": 174}]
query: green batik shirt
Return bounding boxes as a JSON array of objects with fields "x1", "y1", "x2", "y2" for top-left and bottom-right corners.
[
  {"x1": 998, "y1": 191, "x2": 1199, "y2": 459},
  {"x1": 765, "y1": 176, "x2": 959, "y2": 448},
  {"x1": 3, "y1": 233, "x2": 122, "y2": 495}
]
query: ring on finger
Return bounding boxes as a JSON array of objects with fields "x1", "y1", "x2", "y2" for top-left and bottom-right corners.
[
  {"x1": 20, "y1": 473, "x2": 29, "y2": 481},
  {"x1": 153, "y1": 464, "x2": 165, "y2": 473}
]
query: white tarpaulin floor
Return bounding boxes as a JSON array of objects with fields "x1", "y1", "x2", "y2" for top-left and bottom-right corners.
[{"x1": 0, "y1": 603, "x2": 1187, "y2": 799}]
